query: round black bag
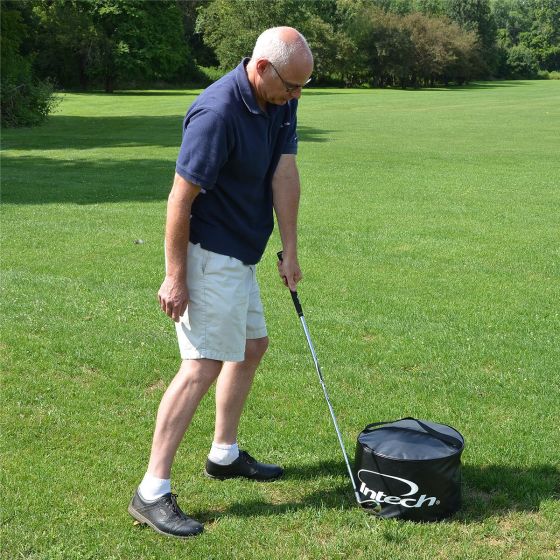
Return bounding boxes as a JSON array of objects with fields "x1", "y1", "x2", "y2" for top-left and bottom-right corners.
[{"x1": 354, "y1": 417, "x2": 465, "y2": 521}]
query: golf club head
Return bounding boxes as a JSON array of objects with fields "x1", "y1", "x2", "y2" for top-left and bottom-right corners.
[{"x1": 359, "y1": 499, "x2": 383, "y2": 515}]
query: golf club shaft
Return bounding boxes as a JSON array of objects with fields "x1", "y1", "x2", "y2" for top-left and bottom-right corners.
[
  {"x1": 298, "y1": 314, "x2": 362, "y2": 503},
  {"x1": 277, "y1": 252, "x2": 362, "y2": 504}
]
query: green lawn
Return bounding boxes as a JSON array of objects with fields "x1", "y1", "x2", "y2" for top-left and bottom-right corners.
[{"x1": 1, "y1": 81, "x2": 559, "y2": 559}]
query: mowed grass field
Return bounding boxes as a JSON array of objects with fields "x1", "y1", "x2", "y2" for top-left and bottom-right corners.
[{"x1": 1, "y1": 80, "x2": 559, "y2": 559}]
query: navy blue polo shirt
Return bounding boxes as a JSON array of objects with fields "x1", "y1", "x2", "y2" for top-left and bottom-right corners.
[{"x1": 176, "y1": 58, "x2": 298, "y2": 265}]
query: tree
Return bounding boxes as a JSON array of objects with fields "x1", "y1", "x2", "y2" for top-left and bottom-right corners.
[
  {"x1": 491, "y1": 0, "x2": 532, "y2": 48},
  {"x1": 491, "y1": 0, "x2": 560, "y2": 76},
  {"x1": 1, "y1": 1, "x2": 59, "y2": 127},
  {"x1": 32, "y1": 0, "x2": 97, "y2": 89},
  {"x1": 196, "y1": 0, "x2": 340, "y2": 82},
  {"x1": 403, "y1": 12, "x2": 476, "y2": 86},
  {"x1": 413, "y1": 0, "x2": 447, "y2": 16},
  {"x1": 175, "y1": 0, "x2": 218, "y2": 68},
  {"x1": 339, "y1": 1, "x2": 480, "y2": 87},
  {"x1": 507, "y1": 44, "x2": 540, "y2": 77},
  {"x1": 446, "y1": 0, "x2": 498, "y2": 75},
  {"x1": 337, "y1": 2, "x2": 413, "y2": 86},
  {"x1": 522, "y1": 0, "x2": 560, "y2": 71},
  {"x1": 31, "y1": 0, "x2": 197, "y2": 92},
  {"x1": 196, "y1": 0, "x2": 267, "y2": 70},
  {"x1": 87, "y1": 0, "x2": 194, "y2": 92}
]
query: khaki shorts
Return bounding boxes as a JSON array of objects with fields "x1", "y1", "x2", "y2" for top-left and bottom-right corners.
[{"x1": 174, "y1": 243, "x2": 267, "y2": 362}]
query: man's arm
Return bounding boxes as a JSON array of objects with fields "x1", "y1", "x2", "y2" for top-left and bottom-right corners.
[
  {"x1": 272, "y1": 154, "x2": 302, "y2": 291},
  {"x1": 158, "y1": 173, "x2": 201, "y2": 322}
]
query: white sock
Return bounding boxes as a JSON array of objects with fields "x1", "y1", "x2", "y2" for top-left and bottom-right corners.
[
  {"x1": 138, "y1": 472, "x2": 171, "y2": 501},
  {"x1": 208, "y1": 442, "x2": 239, "y2": 466}
]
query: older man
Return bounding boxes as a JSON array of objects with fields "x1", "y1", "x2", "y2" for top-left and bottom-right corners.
[{"x1": 128, "y1": 27, "x2": 313, "y2": 538}]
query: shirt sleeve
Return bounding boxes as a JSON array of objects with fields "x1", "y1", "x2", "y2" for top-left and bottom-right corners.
[
  {"x1": 282, "y1": 100, "x2": 298, "y2": 155},
  {"x1": 175, "y1": 108, "x2": 231, "y2": 191}
]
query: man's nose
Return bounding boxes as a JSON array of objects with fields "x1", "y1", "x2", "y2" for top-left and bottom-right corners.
[{"x1": 289, "y1": 87, "x2": 302, "y2": 100}]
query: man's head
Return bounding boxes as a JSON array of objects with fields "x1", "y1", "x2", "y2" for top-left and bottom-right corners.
[{"x1": 247, "y1": 27, "x2": 314, "y2": 107}]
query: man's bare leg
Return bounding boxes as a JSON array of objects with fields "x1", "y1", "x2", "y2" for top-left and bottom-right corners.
[
  {"x1": 213, "y1": 337, "x2": 269, "y2": 445},
  {"x1": 205, "y1": 336, "x2": 282, "y2": 480},
  {"x1": 147, "y1": 358, "x2": 222, "y2": 479}
]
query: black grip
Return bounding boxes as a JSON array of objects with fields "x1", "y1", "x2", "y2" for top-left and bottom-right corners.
[
  {"x1": 277, "y1": 250, "x2": 304, "y2": 317},
  {"x1": 290, "y1": 290, "x2": 304, "y2": 317}
]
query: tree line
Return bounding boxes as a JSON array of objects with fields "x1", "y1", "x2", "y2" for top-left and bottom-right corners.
[{"x1": 2, "y1": 0, "x2": 559, "y2": 126}]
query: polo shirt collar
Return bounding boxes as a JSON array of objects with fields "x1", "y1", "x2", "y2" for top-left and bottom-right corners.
[{"x1": 236, "y1": 58, "x2": 266, "y2": 116}]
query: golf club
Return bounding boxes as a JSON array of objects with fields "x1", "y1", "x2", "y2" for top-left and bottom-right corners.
[{"x1": 277, "y1": 251, "x2": 379, "y2": 512}]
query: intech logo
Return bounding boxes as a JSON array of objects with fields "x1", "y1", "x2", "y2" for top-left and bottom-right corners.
[{"x1": 357, "y1": 469, "x2": 441, "y2": 508}]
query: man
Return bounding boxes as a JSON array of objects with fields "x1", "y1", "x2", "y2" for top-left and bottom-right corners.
[{"x1": 128, "y1": 27, "x2": 313, "y2": 538}]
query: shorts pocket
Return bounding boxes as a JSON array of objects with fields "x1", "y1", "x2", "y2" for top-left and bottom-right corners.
[{"x1": 200, "y1": 247, "x2": 211, "y2": 274}]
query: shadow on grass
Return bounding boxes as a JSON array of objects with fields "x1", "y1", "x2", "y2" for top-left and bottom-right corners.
[
  {"x1": 192, "y1": 460, "x2": 559, "y2": 524},
  {"x1": 3, "y1": 115, "x2": 185, "y2": 152},
  {"x1": 302, "y1": 90, "x2": 356, "y2": 95},
  {"x1": 62, "y1": 90, "x2": 201, "y2": 97},
  {"x1": 418, "y1": 81, "x2": 534, "y2": 92},
  {"x1": 2, "y1": 154, "x2": 172, "y2": 205},
  {"x1": 111, "y1": 90, "x2": 202, "y2": 96},
  {"x1": 297, "y1": 125, "x2": 332, "y2": 142},
  {"x1": 60, "y1": 83, "x2": 530, "y2": 98},
  {"x1": 302, "y1": 81, "x2": 532, "y2": 94},
  {"x1": 457, "y1": 463, "x2": 560, "y2": 522},
  {"x1": 2, "y1": 118, "x2": 332, "y2": 205},
  {"x1": 4, "y1": 114, "x2": 331, "y2": 152}
]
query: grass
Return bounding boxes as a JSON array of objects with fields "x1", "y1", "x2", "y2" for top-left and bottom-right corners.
[{"x1": 1, "y1": 80, "x2": 559, "y2": 559}]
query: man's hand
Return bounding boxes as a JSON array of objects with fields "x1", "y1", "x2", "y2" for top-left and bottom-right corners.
[
  {"x1": 277, "y1": 254, "x2": 302, "y2": 292},
  {"x1": 158, "y1": 276, "x2": 188, "y2": 322}
]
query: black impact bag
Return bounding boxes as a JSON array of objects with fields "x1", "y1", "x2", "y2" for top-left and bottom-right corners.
[{"x1": 354, "y1": 417, "x2": 465, "y2": 521}]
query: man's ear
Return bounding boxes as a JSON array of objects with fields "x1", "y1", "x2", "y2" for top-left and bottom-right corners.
[{"x1": 255, "y1": 58, "x2": 269, "y2": 77}]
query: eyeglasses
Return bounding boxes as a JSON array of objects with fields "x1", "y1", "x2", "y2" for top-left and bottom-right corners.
[{"x1": 269, "y1": 62, "x2": 312, "y2": 93}]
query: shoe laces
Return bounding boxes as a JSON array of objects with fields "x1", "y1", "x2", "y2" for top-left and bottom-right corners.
[
  {"x1": 165, "y1": 493, "x2": 184, "y2": 518},
  {"x1": 240, "y1": 450, "x2": 256, "y2": 464}
]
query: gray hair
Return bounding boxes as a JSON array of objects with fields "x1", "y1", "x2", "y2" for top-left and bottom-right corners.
[{"x1": 251, "y1": 27, "x2": 311, "y2": 69}]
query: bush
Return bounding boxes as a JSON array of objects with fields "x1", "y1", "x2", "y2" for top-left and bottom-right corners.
[
  {"x1": 197, "y1": 66, "x2": 225, "y2": 85},
  {"x1": 1, "y1": 77, "x2": 60, "y2": 128},
  {"x1": 538, "y1": 70, "x2": 560, "y2": 80},
  {"x1": 506, "y1": 45, "x2": 539, "y2": 79}
]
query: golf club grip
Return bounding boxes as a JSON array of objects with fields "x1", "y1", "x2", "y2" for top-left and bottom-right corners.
[
  {"x1": 277, "y1": 251, "x2": 304, "y2": 317},
  {"x1": 290, "y1": 291, "x2": 304, "y2": 317}
]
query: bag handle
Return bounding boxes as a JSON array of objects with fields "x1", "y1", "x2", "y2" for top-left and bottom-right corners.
[{"x1": 363, "y1": 417, "x2": 463, "y2": 449}]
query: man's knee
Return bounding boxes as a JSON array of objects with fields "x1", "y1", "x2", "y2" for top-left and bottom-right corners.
[
  {"x1": 178, "y1": 358, "x2": 222, "y2": 387},
  {"x1": 245, "y1": 336, "x2": 269, "y2": 363}
]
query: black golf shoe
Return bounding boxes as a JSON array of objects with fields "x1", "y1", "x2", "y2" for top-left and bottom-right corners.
[
  {"x1": 128, "y1": 490, "x2": 203, "y2": 538},
  {"x1": 204, "y1": 450, "x2": 284, "y2": 481}
]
